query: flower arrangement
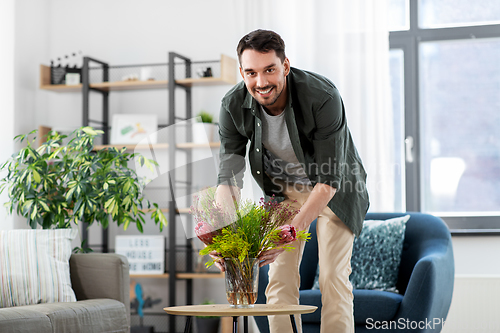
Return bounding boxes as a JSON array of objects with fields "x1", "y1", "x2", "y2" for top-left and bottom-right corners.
[{"x1": 190, "y1": 187, "x2": 310, "y2": 307}]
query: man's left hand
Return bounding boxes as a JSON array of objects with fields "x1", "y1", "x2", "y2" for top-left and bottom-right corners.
[{"x1": 257, "y1": 247, "x2": 286, "y2": 267}]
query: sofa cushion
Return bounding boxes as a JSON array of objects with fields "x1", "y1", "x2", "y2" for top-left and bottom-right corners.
[
  {"x1": 299, "y1": 289, "x2": 403, "y2": 324},
  {"x1": 0, "y1": 304, "x2": 53, "y2": 332},
  {"x1": 0, "y1": 229, "x2": 78, "y2": 307},
  {"x1": 0, "y1": 299, "x2": 128, "y2": 333}
]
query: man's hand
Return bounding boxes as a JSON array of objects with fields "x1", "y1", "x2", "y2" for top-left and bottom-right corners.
[
  {"x1": 209, "y1": 251, "x2": 225, "y2": 272},
  {"x1": 258, "y1": 247, "x2": 286, "y2": 267},
  {"x1": 290, "y1": 182, "x2": 337, "y2": 231},
  {"x1": 215, "y1": 185, "x2": 241, "y2": 208}
]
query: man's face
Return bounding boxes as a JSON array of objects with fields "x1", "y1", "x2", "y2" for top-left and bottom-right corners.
[{"x1": 239, "y1": 49, "x2": 290, "y2": 111}]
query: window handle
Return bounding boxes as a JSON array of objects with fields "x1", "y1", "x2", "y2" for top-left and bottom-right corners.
[{"x1": 405, "y1": 136, "x2": 414, "y2": 163}]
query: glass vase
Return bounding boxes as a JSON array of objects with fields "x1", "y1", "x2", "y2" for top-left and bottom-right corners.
[{"x1": 224, "y1": 257, "x2": 260, "y2": 308}]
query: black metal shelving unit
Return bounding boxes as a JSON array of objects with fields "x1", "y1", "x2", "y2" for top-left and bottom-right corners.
[
  {"x1": 81, "y1": 56, "x2": 110, "y2": 253},
  {"x1": 75, "y1": 52, "x2": 234, "y2": 333},
  {"x1": 167, "y1": 52, "x2": 192, "y2": 333}
]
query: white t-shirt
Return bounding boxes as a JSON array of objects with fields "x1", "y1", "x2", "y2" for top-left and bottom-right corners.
[{"x1": 260, "y1": 105, "x2": 311, "y2": 185}]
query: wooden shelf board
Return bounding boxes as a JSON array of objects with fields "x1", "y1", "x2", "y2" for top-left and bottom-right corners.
[
  {"x1": 93, "y1": 143, "x2": 169, "y2": 151},
  {"x1": 93, "y1": 142, "x2": 219, "y2": 151},
  {"x1": 40, "y1": 78, "x2": 234, "y2": 91},
  {"x1": 176, "y1": 142, "x2": 221, "y2": 149},
  {"x1": 130, "y1": 273, "x2": 170, "y2": 279},
  {"x1": 130, "y1": 273, "x2": 224, "y2": 279},
  {"x1": 89, "y1": 80, "x2": 169, "y2": 91},
  {"x1": 177, "y1": 272, "x2": 224, "y2": 279},
  {"x1": 177, "y1": 77, "x2": 237, "y2": 87},
  {"x1": 40, "y1": 84, "x2": 82, "y2": 92},
  {"x1": 139, "y1": 208, "x2": 189, "y2": 214}
]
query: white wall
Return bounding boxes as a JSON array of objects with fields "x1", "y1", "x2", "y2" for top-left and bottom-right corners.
[
  {"x1": 0, "y1": 0, "x2": 15, "y2": 230},
  {"x1": 9, "y1": 0, "x2": 51, "y2": 229},
  {"x1": 452, "y1": 236, "x2": 500, "y2": 275}
]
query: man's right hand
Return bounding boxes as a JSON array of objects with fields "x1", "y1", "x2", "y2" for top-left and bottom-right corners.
[
  {"x1": 209, "y1": 251, "x2": 225, "y2": 272},
  {"x1": 211, "y1": 185, "x2": 241, "y2": 272},
  {"x1": 215, "y1": 184, "x2": 241, "y2": 210}
]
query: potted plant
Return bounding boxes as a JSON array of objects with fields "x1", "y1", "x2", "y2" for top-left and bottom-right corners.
[
  {"x1": 192, "y1": 110, "x2": 217, "y2": 143},
  {"x1": 0, "y1": 127, "x2": 167, "y2": 249},
  {"x1": 195, "y1": 299, "x2": 220, "y2": 333}
]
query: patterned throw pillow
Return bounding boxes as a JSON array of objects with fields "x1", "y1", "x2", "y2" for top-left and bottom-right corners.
[
  {"x1": 312, "y1": 215, "x2": 410, "y2": 292},
  {"x1": 0, "y1": 229, "x2": 78, "y2": 308}
]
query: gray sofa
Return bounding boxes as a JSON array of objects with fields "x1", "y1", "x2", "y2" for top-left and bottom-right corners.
[{"x1": 0, "y1": 253, "x2": 130, "y2": 333}]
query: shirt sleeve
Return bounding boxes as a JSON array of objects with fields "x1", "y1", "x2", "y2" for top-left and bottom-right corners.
[
  {"x1": 216, "y1": 102, "x2": 248, "y2": 188},
  {"x1": 311, "y1": 89, "x2": 347, "y2": 190}
]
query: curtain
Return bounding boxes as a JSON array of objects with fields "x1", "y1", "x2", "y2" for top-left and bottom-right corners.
[{"x1": 235, "y1": 0, "x2": 396, "y2": 212}]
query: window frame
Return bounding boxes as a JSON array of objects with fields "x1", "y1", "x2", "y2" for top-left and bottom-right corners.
[{"x1": 389, "y1": 0, "x2": 500, "y2": 234}]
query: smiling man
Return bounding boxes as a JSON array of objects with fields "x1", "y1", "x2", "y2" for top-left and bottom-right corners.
[{"x1": 215, "y1": 29, "x2": 369, "y2": 333}]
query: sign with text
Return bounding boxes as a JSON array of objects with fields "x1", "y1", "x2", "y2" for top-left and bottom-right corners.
[{"x1": 115, "y1": 236, "x2": 165, "y2": 274}]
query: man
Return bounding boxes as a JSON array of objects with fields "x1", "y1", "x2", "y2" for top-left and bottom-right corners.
[{"x1": 215, "y1": 29, "x2": 369, "y2": 333}]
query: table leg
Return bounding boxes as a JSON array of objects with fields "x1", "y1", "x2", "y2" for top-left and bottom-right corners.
[
  {"x1": 233, "y1": 316, "x2": 238, "y2": 333},
  {"x1": 243, "y1": 316, "x2": 248, "y2": 333},
  {"x1": 184, "y1": 316, "x2": 192, "y2": 333},
  {"x1": 290, "y1": 314, "x2": 298, "y2": 333}
]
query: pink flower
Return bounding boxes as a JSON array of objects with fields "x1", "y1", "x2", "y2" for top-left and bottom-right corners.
[
  {"x1": 195, "y1": 221, "x2": 217, "y2": 245},
  {"x1": 276, "y1": 225, "x2": 297, "y2": 245}
]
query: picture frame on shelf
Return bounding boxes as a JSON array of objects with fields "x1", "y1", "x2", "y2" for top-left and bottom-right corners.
[
  {"x1": 115, "y1": 235, "x2": 165, "y2": 275},
  {"x1": 111, "y1": 114, "x2": 158, "y2": 145}
]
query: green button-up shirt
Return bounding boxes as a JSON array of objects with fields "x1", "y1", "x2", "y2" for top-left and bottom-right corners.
[{"x1": 217, "y1": 67, "x2": 369, "y2": 237}]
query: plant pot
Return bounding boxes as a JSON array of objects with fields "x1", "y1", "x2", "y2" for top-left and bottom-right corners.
[
  {"x1": 192, "y1": 123, "x2": 217, "y2": 143},
  {"x1": 195, "y1": 317, "x2": 220, "y2": 333},
  {"x1": 224, "y1": 257, "x2": 260, "y2": 308},
  {"x1": 130, "y1": 325, "x2": 154, "y2": 333}
]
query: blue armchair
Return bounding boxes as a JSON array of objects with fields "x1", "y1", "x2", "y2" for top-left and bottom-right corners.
[{"x1": 255, "y1": 212, "x2": 454, "y2": 333}]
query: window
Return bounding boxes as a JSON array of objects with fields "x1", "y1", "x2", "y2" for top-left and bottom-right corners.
[{"x1": 389, "y1": 0, "x2": 500, "y2": 231}]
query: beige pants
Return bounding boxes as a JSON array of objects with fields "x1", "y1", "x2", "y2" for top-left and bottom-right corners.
[{"x1": 265, "y1": 183, "x2": 355, "y2": 333}]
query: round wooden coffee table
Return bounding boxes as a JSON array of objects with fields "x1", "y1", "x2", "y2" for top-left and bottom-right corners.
[{"x1": 163, "y1": 303, "x2": 317, "y2": 333}]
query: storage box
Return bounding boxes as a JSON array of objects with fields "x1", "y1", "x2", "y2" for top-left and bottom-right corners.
[{"x1": 51, "y1": 66, "x2": 82, "y2": 85}]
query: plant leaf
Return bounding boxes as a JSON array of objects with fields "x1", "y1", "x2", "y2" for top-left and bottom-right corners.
[
  {"x1": 30, "y1": 204, "x2": 38, "y2": 220},
  {"x1": 136, "y1": 220, "x2": 143, "y2": 233},
  {"x1": 65, "y1": 187, "x2": 76, "y2": 202},
  {"x1": 32, "y1": 170, "x2": 41, "y2": 183},
  {"x1": 82, "y1": 127, "x2": 98, "y2": 136}
]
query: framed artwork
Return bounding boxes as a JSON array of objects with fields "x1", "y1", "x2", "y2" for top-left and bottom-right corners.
[{"x1": 111, "y1": 114, "x2": 158, "y2": 144}]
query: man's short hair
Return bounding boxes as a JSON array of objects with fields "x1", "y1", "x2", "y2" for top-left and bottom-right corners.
[{"x1": 237, "y1": 29, "x2": 286, "y2": 64}]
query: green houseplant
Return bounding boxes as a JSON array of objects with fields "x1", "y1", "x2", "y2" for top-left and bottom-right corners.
[
  {"x1": 0, "y1": 127, "x2": 166, "y2": 238},
  {"x1": 193, "y1": 111, "x2": 216, "y2": 143},
  {"x1": 196, "y1": 110, "x2": 214, "y2": 124}
]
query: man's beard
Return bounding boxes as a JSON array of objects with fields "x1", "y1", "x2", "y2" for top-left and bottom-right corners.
[{"x1": 253, "y1": 85, "x2": 284, "y2": 107}]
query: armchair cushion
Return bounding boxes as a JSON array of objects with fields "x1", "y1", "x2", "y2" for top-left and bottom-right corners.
[
  {"x1": 0, "y1": 229, "x2": 78, "y2": 308},
  {"x1": 300, "y1": 289, "x2": 403, "y2": 324},
  {"x1": 349, "y1": 215, "x2": 410, "y2": 292},
  {"x1": 311, "y1": 215, "x2": 409, "y2": 292},
  {"x1": 352, "y1": 289, "x2": 403, "y2": 324}
]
